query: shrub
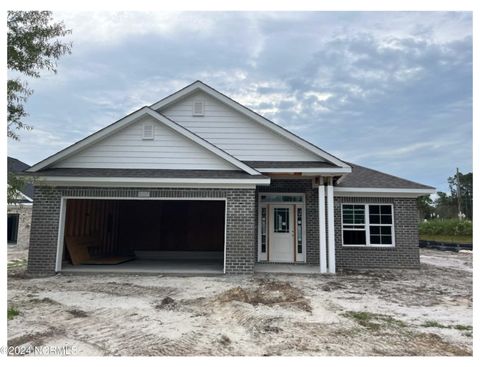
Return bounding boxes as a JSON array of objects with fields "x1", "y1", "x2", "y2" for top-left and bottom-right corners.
[
  {"x1": 7, "y1": 307, "x2": 19, "y2": 320},
  {"x1": 419, "y1": 219, "x2": 472, "y2": 237}
]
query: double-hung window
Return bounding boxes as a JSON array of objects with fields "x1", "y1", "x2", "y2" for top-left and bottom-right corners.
[{"x1": 342, "y1": 204, "x2": 394, "y2": 246}]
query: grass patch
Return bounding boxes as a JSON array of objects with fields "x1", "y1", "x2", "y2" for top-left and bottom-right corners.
[
  {"x1": 421, "y1": 320, "x2": 449, "y2": 328},
  {"x1": 419, "y1": 219, "x2": 472, "y2": 240},
  {"x1": 419, "y1": 234, "x2": 472, "y2": 244},
  {"x1": 453, "y1": 324, "x2": 472, "y2": 331},
  {"x1": 343, "y1": 311, "x2": 407, "y2": 331},
  {"x1": 7, "y1": 307, "x2": 20, "y2": 320},
  {"x1": 421, "y1": 320, "x2": 473, "y2": 332}
]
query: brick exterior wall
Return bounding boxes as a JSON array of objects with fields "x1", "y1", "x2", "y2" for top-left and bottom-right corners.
[
  {"x1": 27, "y1": 183, "x2": 420, "y2": 276},
  {"x1": 7, "y1": 204, "x2": 32, "y2": 249},
  {"x1": 334, "y1": 197, "x2": 420, "y2": 269},
  {"x1": 27, "y1": 186, "x2": 256, "y2": 276},
  {"x1": 256, "y1": 179, "x2": 319, "y2": 265},
  {"x1": 255, "y1": 180, "x2": 419, "y2": 269}
]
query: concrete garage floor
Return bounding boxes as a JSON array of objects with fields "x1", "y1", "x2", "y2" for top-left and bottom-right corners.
[
  {"x1": 62, "y1": 259, "x2": 224, "y2": 274},
  {"x1": 62, "y1": 260, "x2": 320, "y2": 275}
]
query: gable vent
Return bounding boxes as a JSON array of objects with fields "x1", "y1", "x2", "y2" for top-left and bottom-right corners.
[
  {"x1": 192, "y1": 100, "x2": 205, "y2": 116},
  {"x1": 143, "y1": 125, "x2": 154, "y2": 140}
]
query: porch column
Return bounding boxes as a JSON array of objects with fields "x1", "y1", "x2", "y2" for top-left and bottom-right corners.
[
  {"x1": 327, "y1": 179, "x2": 336, "y2": 273},
  {"x1": 318, "y1": 179, "x2": 327, "y2": 273}
]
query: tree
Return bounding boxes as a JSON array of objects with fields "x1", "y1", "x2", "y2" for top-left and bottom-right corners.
[
  {"x1": 7, "y1": 11, "x2": 72, "y2": 140},
  {"x1": 7, "y1": 11, "x2": 72, "y2": 203},
  {"x1": 447, "y1": 171, "x2": 473, "y2": 220},
  {"x1": 416, "y1": 195, "x2": 434, "y2": 221},
  {"x1": 433, "y1": 191, "x2": 457, "y2": 219}
]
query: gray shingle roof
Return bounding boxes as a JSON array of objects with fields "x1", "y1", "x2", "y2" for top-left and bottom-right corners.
[
  {"x1": 23, "y1": 168, "x2": 267, "y2": 180},
  {"x1": 336, "y1": 163, "x2": 435, "y2": 190},
  {"x1": 243, "y1": 161, "x2": 339, "y2": 169},
  {"x1": 8, "y1": 156, "x2": 34, "y2": 199}
]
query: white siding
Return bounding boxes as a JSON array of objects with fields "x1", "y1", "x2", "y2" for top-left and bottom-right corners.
[
  {"x1": 54, "y1": 116, "x2": 237, "y2": 170},
  {"x1": 160, "y1": 91, "x2": 323, "y2": 162}
]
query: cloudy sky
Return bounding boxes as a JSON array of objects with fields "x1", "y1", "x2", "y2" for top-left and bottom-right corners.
[{"x1": 8, "y1": 11, "x2": 472, "y2": 192}]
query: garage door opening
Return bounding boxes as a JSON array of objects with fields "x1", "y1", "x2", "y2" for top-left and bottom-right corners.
[{"x1": 59, "y1": 198, "x2": 226, "y2": 274}]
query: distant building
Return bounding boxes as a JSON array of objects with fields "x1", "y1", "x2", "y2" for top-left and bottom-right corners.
[{"x1": 8, "y1": 157, "x2": 33, "y2": 249}]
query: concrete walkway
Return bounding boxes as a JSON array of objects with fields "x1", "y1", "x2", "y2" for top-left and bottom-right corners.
[{"x1": 255, "y1": 263, "x2": 320, "y2": 274}]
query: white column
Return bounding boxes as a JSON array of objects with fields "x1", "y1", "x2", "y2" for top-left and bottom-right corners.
[
  {"x1": 318, "y1": 183, "x2": 327, "y2": 273},
  {"x1": 327, "y1": 181, "x2": 336, "y2": 273}
]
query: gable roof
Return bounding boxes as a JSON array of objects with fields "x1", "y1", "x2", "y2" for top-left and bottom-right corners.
[
  {"x1": 8, "y1": 156, "x2": 34, "y2": 201},
  {"x1": 27, "y1": 107, "x2": 261, "y2": 176},
  {"x1": 151, "y1": 81, "x2": 351, "y2": 170},
  {"x1": 335, "y1": 163, "x2": 435, "y2": 192}
]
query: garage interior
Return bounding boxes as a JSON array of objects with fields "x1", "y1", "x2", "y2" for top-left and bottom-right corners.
[{"x1": 61, "y1": 199, "x2": 225, "y2": 273}]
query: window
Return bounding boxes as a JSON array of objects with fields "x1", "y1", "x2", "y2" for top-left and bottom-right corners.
[
  {"x1": 342, "y1": 204, "x2": 394, "y2": 246},
  {"x1": 369, "y1": 205, "x2": 393, "y2": 245},
  {"x1": 192, "y1": 100, "x2": 205, "y2": 116},
  {"x1": 342, "y1": 205, "x2": 366, "y2": 245},
  {"x1": 261, "y1": 207, "x2": 267, "y2": 253},
  {"x1": 274, "y1": 208, "x2": 289, "y2": 233},
  {"x1": 259, "y1": 194, "x2": 304, "y2": 203},
  {"x1": 297, "y1": 207, "x2": 303, "y2": 253},
  {"x1": 143, "y1": 125, "x2": 154, "y2": 140}
]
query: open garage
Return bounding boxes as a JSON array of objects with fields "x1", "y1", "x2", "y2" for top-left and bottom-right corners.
[{"x1": 59, "y1": 198, "x2": 226, "y2": 274}]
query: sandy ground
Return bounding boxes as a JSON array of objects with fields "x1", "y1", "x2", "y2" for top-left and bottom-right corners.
[{"x1": 7, "y1": 248, "x2": 472, "y2": 356}]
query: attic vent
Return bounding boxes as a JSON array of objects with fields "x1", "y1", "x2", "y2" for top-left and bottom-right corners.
[
  {"x1": 143, "y1": 125, "x2": 154, "y2": 140},
  {"x1": 192, "y1": 100, "x2": 205, "y2": 116}
]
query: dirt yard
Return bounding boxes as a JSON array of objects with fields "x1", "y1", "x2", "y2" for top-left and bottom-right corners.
[{"x1": 7, "y1": 249, "x2": 472, "y2": 356}]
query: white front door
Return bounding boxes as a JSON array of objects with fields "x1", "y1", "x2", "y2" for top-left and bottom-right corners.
[{"x1": 269, "y1": 204, "x2": 294, "y2": 262}]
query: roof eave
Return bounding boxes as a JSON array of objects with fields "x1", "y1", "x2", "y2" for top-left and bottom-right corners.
[
  {"x1": 334, "y1": 187, "x2": 436, "y2": 198},
  {"x1": 29, "y1": 175, "x2": 271, "y2": 188},
  {"x1": 258, "y1": 167, "x2": 352, "y2": 174}
]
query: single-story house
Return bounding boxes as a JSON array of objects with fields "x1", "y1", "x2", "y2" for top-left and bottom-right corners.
[
  {"x1": 23, "y1": 81, "x2": 435, "y2": 276},
  {"x1": 8, "y1": 156, "x2": 33, "y2": 249}
]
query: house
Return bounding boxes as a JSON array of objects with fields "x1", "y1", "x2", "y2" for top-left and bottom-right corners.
[
  {"x1": 23, "y1": 81, "x2": 435, "y2": 276},
  {"x1": 8, "y1": 157, "x2": 34, "y2": 249}
]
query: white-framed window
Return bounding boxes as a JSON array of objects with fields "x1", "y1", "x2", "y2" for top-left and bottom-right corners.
[
  {"x1": 192, "y1": 100, "x2": 205, "y2": 116},
  {"x1": 142, "y1": 124, "x2": 154, "y2": 140},
  {"x1": 341, "y1": 204, "x2": 395, "y2": 247},
  {"x1": 259, "y1": 194, "x2": 304, "y2": 203},
  {"x1": 260, "y1": 207, "x2": 267, "y2": 254}
]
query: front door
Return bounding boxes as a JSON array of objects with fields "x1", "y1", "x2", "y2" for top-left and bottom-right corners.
[{"x1": 269, "y1": 204, "x2": 294, "y2": 262}]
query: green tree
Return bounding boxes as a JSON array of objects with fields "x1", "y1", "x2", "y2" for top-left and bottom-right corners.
[
  {"x1": 7, "y1": 11, "x2": 72, "y2": 140},
  {"x1": 416, "y1": 195, "x2": 434, "y2": 221},
  {"x1": 447, "y1": 171, "x2": 473, "y2": 220},
  {"x1": 433, "y1": 191, "x2": 457, "y2": 219},
  {"x1": 7, "y1": 11, "x2": 71, "y2": 203}
]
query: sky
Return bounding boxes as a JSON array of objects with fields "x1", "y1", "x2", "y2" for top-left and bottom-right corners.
[{"x1": 7, "y1": 11, "x2": 472, "y2": 193}]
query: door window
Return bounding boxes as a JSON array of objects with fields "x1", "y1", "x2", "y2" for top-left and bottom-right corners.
[
  {"x1": 297, "y1": 207, "x2": 303, "y2": 253},
  {"x1": 274, "y1": 208, "x2": 289, "y2": 233}
]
